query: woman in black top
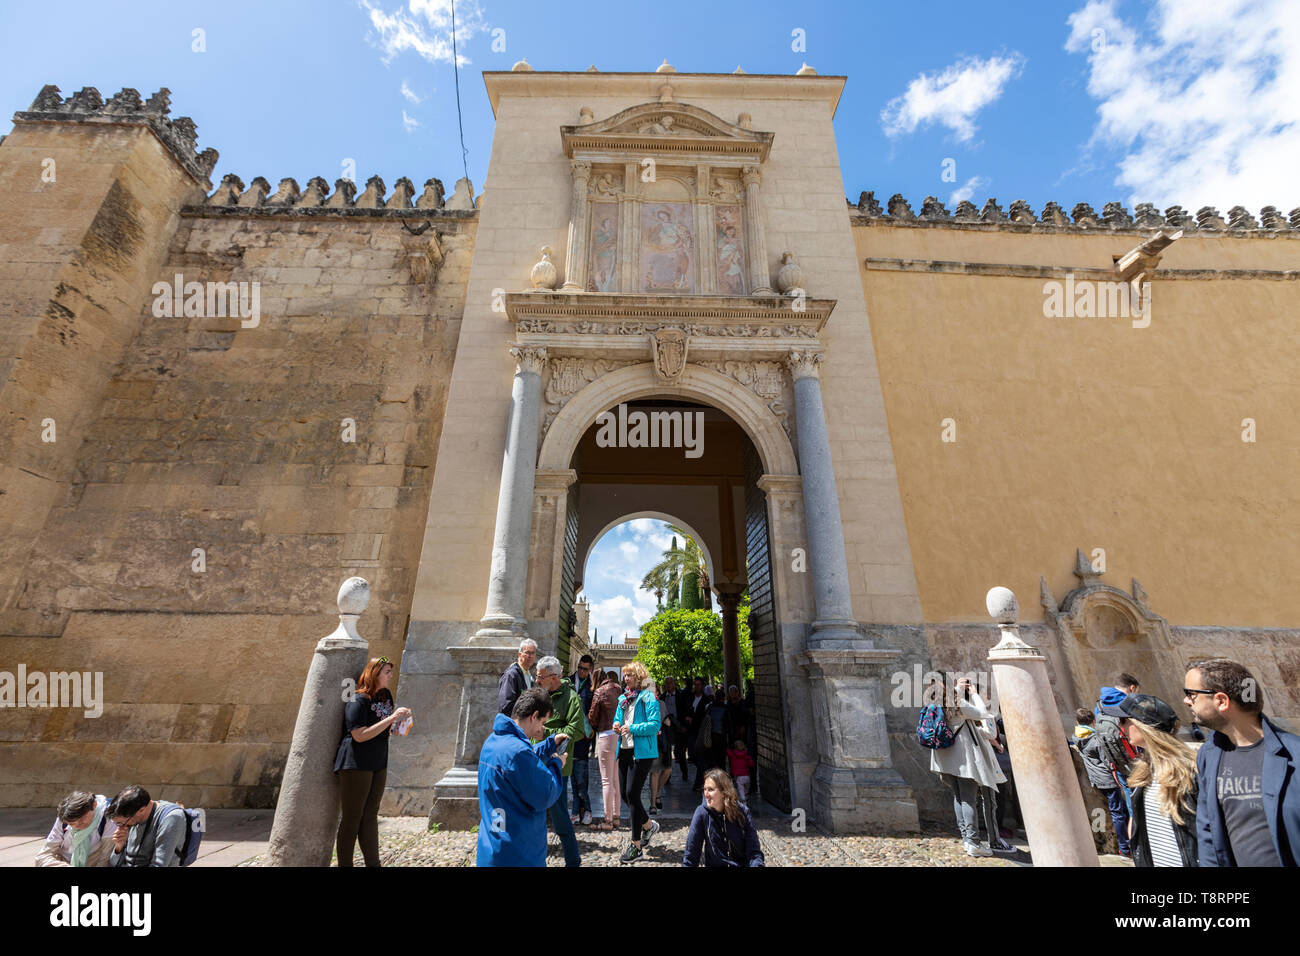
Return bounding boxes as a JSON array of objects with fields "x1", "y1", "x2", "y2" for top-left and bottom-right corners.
[{"x1": 333, "y1": 657, "x2": 409, "y2": 866}]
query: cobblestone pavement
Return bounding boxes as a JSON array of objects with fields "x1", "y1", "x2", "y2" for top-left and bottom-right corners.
[{"x1": 243, "y1": 816, "x2": 1032, "y2": 867}]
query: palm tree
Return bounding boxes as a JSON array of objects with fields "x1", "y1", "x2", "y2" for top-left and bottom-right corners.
[{"x1": 639, "y1": 526, "x2": 711, "y2": 611}]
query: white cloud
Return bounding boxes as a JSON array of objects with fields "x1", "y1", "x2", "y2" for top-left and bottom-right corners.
[
  {"x1": 949, "y1": 175, "x2": 990, "y2": 205},
  {"x1": 881, "y1": 53, "x2": 1025, "y2": 142},
  {"x1": 1065, "y1": 0, "x2": 1300, "y2": 211},
  {"x1": 588, "y1": 591, "x2": 659, "y2": 645},
  {"x1": 361, "y1": 0, "x2": 487, "y2": 66},
  {"x1": 618, "y1": 541, "x2": 639, "y2": 560},
  {"x1": 400, "y1": 81, "x2": 422, "y2": 104},
  {"x1": 402, "y1": 110, "x2": 420, "y2": 133}
]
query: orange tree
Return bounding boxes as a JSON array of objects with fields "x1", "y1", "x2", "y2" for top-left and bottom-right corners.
[{"x1": 634, "y1": 605, "x2": 753, "y2": 687}]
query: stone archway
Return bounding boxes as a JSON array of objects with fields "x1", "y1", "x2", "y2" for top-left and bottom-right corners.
[{"x1": 581, "y1": 511, "x2": 716, "y2": 590}]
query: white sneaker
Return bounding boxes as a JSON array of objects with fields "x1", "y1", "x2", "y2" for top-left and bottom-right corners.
[
  {"x1": 581, "y1": 811, "x2": 593, "y2": 826},
  {"x1": 964, "y1": 840, "x2": 993, "y2": 858}
]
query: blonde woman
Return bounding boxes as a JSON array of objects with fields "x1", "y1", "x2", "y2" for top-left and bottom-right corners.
[
  {"x1": 682, "y1": 769, "x2": 764, "y2": 867},
  {"x1": 613, "y1": 661, "x2": 661, "y2": 863},
  {"x1": 1102, "y1": 694, "x2": 1199, "y2": 867}
]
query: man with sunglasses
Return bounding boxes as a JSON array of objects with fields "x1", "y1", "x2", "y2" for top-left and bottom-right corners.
[{"x1": 1186, "y1": 658, "x2": 1300, "y2": 866}]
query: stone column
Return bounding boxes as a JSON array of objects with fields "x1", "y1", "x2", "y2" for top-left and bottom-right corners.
[
  {"x1": 561, "y1": 160, "x2": 592, "y2": 291},
  {"x1": 476, "y1": 345, "x2": 547, "y2": 641},
  {"x1": 986, "y1": 586, "x2": 1099, "y2": 866},
  {"x1": 742, "y1": 164, "x2": 773, "y2": 295},
  {"x1": 267, "y1": 577, "x2": 371, "y2": 866},
  {"x1": 715, "y1": 586, "x2": 744, "y2": 691},
  {"x1": 786, "y1": 350, "x2": 860, "y2": 647}
]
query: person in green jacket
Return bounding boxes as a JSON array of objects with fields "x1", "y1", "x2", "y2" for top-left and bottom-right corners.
[{"x1": 536, "y1": 656, "x2": 583, "y2": 866}]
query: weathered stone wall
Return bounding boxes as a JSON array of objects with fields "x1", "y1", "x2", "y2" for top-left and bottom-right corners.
[{"x1": 0, "y1": 191, "x2": 475, "y2": 807}]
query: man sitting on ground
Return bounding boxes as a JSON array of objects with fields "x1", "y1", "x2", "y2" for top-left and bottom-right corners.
[
  {"x1": 108, "y1": 785, "x2": 187, "y2": 868},
  {"x1": 35, "y1": 790, "x2": 118, "y2": 867}
]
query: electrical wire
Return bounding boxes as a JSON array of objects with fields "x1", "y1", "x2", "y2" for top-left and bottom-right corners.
[{"x1": 450, "y1": 0, "x2": 470, "y2": 185}]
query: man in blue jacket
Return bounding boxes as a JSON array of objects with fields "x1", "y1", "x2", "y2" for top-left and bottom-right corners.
[
  {"x1": 477, "y1": 686, "x2": 567, "y2": 867},
  {"x1": 1186, "y1": 658, "x2": 1300, "y2": 866}
]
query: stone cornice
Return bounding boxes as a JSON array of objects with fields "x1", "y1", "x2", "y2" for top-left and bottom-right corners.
[
  {"x1": 505, "y1": 291, "x2": 833, "y2": 329},
  {"x1": 483, "y1": 71, "x2": 846, "y2": 118},
  {"x1": 181, "y1": 204, "x2": 477, "y2": 222},
  {"x1": 864, "y1": 257, "x2": 1300, "y2": 281}
]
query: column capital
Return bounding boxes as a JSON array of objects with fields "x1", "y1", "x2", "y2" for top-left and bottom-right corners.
[
  {"x1": 532, "y1": 468, "x2": 578, "y2": 495},
  {"x1": 571, "y1": 159, "x2": 592, "y2": 180},
  {"x1": 509, "y1": 344, "x2": 548, "y2": 375},
  {"x1": 786, "y1": 349, "x2": 824, "y2": 381},
  {"x1": 756, "y1": 473, "x2": 803, "y2": 497},
  {"x1": 741, "y1": 164, "x2": 762, "y2": 188}
]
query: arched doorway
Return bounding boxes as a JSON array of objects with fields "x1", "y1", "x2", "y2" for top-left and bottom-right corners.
[{"x1": 529, "y1": 365, "x2": 804, "y2": 811}]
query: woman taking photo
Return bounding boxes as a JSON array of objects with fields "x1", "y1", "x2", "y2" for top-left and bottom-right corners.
[
  {"x1": 927, "y1": 675, "x2": 1007, "y2": 857},
  {"x1": 332, "y1": 657, "x2": 410, "y2": 867},
  {"x1": 1103, "y1": 694, "x2": 1198, "y2": 867},
  {"x1": 613, "y1": 661, "x2": 661, "y2": 863},
  {"x1": 682, "y1": 769, "x2": 765, "y2": 867}
]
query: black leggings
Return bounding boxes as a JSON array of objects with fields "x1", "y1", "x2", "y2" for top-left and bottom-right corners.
[
  {"x1": 626, "y1": 757, "x2": 653, "y2": 840},
  {"x1": 337, "y1": 767, "x2": 387, "y2": 866}
]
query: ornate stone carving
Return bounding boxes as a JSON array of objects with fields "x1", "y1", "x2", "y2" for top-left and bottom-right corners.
[
  {"x1": 786, "y1": 349, "x2": 823, "y2": 380},
  {"x1": 515, "y1": 317, "x2": 820, "y2": 339},
  {"x1": 579, "y1": 106, "x2": 595, "y2": 124},
  {"x1": 650, "y1": 328, "x2": 689, "y2": 383},
  {"x1": 237, "y1": 176, "x2": 271, "y2": 207},
  {"x1": 1164, "y1": 205, "x2": 1196, "y2": 229},
  {"x1": 1228, "y1": 206, "x2": 1258, "y2": 229},
  {"x1": 355, "y1": 175, "x2": 386, "y2": 209},
  {"x1": 1133, "y1": 202, "x2": 1164, "y2": 227},
  {"x1": 206, "y1": 173, "x2": 244, "y2": 206},
  {"x1": 589, "y1": 170, "x2": 622, "y2": 197},
  {"x1": 510, "y1": 345, "x2": 548, "y2": 376},
  {"x1": 856, "y1": 191, "x2": 884, "y2": 217},
  {"x1": 979, "y1": 199, "x2": 1007, "y2": 223},
  {"x1": 709, "y1": 177, "x2": 743, "y2": 203},
  {"x1": 776, "y1": 252, "x2": 804, "y2": 294},
  {"x1": 919, "y1": 196, "x2": 953, "y2": 221},
  {"x1": 1259, "y1": 206, "x2": 1290, "y2": 230},
  {"x1": 1102, "y1": 202, "x2": 1132, "y2": 227},
  {"x1": 1008, "y1": 200, "x2": 1037, "y2": 224},
  {"x1": 416, "y1": 177, "x2": 445, "y2": 209},
  {"x1": 530, "y1": 246, "x2": 559, "y2": 290},
  {"x1": 267, "y1": 177, "x2": 301, "y2": 206},
  {"x1": 741, "y1": 165, "x2": 762, "y2": 188},
  {"x1": 702, "y1": 360, "x2": 792, "y2": 433},
  {"x1": 298, "y1": 177, "x2": 330, "y2": 207},
  {"x1": 887, "y1": 194, "x2": 915, "y2": 220},
  {"x1": 1071, "y1": 202, "x2": 1099, "y2": 227},
  {"x1": 954, "y1": 200, "x2": 981, "y2": 222},
  {"x1": 389, "y1": 176, "x2": 416, "y2": 208},
  {"x1": 326, "y1": 178, "x2": 357, "y2": 207},
  {"x1": 541, "y1": 357, "x2": 637, "y2": 437},
  {"x1": 402, "y1": 231, "x2": 444, "y2": 286},
  {"x1": 1196, "y1": 206, "x2": 1225, "y2": 229}
]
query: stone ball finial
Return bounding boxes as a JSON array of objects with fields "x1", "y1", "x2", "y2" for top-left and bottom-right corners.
[
  {"x1": 737, "y1": 112, "x2": 753, "y2": 129},
  {"x1": 579, "y1": 105, "x2": 595, "y2": 123},
  {"x1": 512, "y1": 58, "x2": 533, "y2": 72},
  {"x1": 986, "y1": 586, "x2": 1019, "y2": 624},
  {"x1": 531, "y1": 245, "x2": 559, "y2": 290},
  {"x1": 338, "y1": 577, "x2": 370, "y2": 615},
  {"x1": 776, "y1": 251, "x2": 804, "y2": 294},
  {"x1": 656, "y1": 59, "x2": 676, "y2": 73},
  {"x1": 796, "y1": 63, "x2": 817, "y2": 76}
]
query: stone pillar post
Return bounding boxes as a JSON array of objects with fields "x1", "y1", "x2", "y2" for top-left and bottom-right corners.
[
  {"x1": 715, "y1": 586, "x2": 744, "y2": 692},
  {"x1": 476, "y1": 345, "x2": 547, "y2": 641},
  {"x1": 786, "y1": 350, "x2": 859, "y2": 647},
  {"x1": 428, "y1": 645, "x2": 520, "y2": 828},
  {"x1": 986, "y1": 586, "x2": 1099, "y2": 866},
  {"x1": 561, "y1": 160, "x2": 592, "y2": 291},
  {"x1": 267, "y1": 577, "x2": 371, "y2": 866},
  {"x1": 742, "y1": 164, "x2": 773, "y2": 295}
]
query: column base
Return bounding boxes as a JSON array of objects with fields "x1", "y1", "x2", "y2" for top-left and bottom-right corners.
[
  {"x1": 427, "y1": 766, "x2": 481, "y2": 830},
  {"x1": 809, "y1": 618, "x2": 871, "y2": 648},
  {"x1": 810, "y1": 765, "x2": 919, "y2": 834},
  {"x1": 474, "y1": 615, "x2": 528, "y2": 642}
]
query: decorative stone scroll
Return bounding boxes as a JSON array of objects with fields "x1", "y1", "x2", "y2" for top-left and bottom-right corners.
[{"x1": 541, "y1": 357, "x2": 637, "y2": 439}]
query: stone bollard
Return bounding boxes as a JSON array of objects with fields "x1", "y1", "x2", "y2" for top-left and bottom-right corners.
[
  {"x1": 268, "y1": 577, "x2": 371, "y2": 866},
  {"x1": 986, "y1": 586, "x2": 1098, "y2": 867}
]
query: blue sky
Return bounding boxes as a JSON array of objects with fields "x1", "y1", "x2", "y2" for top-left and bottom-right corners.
[
  {"x1": 3, "y1": 0, "x2": 1294, "y2": 638},
  {"x1": 3, "y1": 1, "x2": 1294, "y2": 213}
]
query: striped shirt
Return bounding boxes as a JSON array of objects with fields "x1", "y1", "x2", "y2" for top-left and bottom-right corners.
[{"x1": 1143, "y1": 784, "x2": 1184, "y2": 867}]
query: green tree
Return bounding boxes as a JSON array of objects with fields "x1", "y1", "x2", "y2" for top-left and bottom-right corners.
[
  {"x1": 640, "y1": 527, "x2": 711, "y2": 612},
  {"x1": 635, "y1": 606, "x2": 753, "y2": 687}
]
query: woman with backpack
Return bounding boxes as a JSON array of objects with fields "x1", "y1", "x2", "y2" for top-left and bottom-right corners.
[
  {"x1": 332, "y1": 656, "x2": 410, "y2": 867},
  {"x1": 921, "y1": 675, "x2": 1007, "y2": 857},
  {"x1": 1105, "y1": 694, "x2": 1199, "y2": 867},
  {"x1": 682, "y1": 768, "x2": 765, "y2": 867}
]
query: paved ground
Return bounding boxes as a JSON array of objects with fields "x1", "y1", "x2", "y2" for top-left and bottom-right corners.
[{"x1": 3, "y1": 770, "x2": 1133, "y2": 867}]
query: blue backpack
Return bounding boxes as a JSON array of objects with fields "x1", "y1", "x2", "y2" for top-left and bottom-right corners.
[
  {"x1": 162, "y1": 804, "x2": 204, "y2": 866},
  {"x1": 916, "y1": 704, "x2": 957, "y2": 749}
]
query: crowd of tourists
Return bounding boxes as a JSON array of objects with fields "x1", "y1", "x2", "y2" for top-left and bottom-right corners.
[
  {"x1": 33, "y1": 644, "x2": 1296, "y2": 870},
  {"x1": 918, "y1": 657, "x2": 1300, "y2": 868},
  {"x1": 479, "y1": 640, "x2": 765, "y2": 866}
]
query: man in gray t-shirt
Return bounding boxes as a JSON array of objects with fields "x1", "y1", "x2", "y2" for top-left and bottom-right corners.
[{"x1": 1216, "y1": 739, "x2": 1281, "y2": 867}]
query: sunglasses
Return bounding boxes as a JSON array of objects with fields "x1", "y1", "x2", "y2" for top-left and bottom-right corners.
[{"x1": 1183, "y1": 687, "x2": 1216, "y2": 698}]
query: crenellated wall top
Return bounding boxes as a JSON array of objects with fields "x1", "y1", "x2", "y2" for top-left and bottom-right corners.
[
  {"x1": 14, "y1": 84, "x2": 218, "y2": 186},
  {"x1": 193, "y1": 173, "x2": 478, "y2": 219},
  {"x1": 849, "y1": 191, "x2": 1300, "y2": 238}
]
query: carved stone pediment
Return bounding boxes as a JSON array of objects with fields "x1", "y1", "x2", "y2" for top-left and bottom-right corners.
[{"x1": 562, "y1": 102, "x2": 772, "y2": 163}]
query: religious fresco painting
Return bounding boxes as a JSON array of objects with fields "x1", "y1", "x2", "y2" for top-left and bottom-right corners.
[
  {"x1": 587, "y1": 202, "x2": 618, "y2": 292},
  {"x1": 714, "y1": 204, "x2": 746, "y2": 294},
  {"x1": 640, "y1": 202, "x2": 695, "y2": 293}
]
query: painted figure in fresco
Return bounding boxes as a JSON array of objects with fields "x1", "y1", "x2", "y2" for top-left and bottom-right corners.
[
  {"x1": 589, "y1": 215, "x2": 617, "y2": 292},
  {"x1": 642, "y1": 205, "x2": 693, "y2": 291},
  {"x1": 716, "y1": 223, "x2": 745, "y2": 294}
]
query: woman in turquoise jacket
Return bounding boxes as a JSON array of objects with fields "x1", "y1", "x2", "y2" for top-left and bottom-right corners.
[{"x1": 614, "y1": 661, "x2": 661, "y2": 864}]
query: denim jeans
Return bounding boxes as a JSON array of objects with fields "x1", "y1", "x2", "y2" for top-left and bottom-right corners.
[
  {"x1": 570, "y1": 757, "x2": 591, "y2": 816},
  {"x1": 1105, "y1": 787, "x2": 1131, "y2": 855},
  {"x1": 547, "y1": 792, "x2": 581, "y2": 866},
  {"x1": 942, "y1": 773, "x2": 998, "y2": 845}
]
